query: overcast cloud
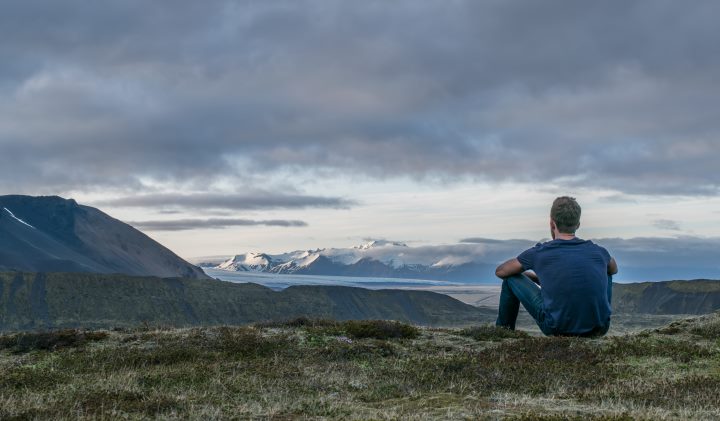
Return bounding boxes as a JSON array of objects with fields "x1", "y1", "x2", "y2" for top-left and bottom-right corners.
[
  {"x1": 97, "y1": 192, "x2": 355, "y2": 211},
  {"x1": 652, "y1": 219, "x2": 682, "y2": 231},
  {"x1": 1, "y1": 0, "x2": 719, "y2": 195},
  {"x1": 129, "y1": 218, "x2": 308, "y2": 231}
]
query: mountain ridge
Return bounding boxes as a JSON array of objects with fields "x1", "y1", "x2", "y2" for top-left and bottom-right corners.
[
  {"x1": 212, "y1": 241, "x2": 497, "y2": 283},
  {"x1": 0, "y1": 195, "x2": 208, "y2": 279}
]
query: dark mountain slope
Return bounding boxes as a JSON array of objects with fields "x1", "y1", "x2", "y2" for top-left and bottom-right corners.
[
  {"x1": 613, "y1": 279, "x2": 720, "y2": 314},
  {"x1": 0, "y1": 195, "x2": 207, "y2": 279},
  {"x1": 0, "y1": 272, "x2": 495, "y2": 331}
]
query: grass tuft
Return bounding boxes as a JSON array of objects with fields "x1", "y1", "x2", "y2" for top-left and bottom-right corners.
[{"x1": 74, "y1": 390, "x2": 182, "y2": 416}]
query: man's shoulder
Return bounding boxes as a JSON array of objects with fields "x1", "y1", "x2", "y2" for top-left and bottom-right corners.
[
  {"x1": 540, "y1": 238, "x2": 608, "y2": 253},
  {"x1": 519, "y1": 241, "x2": 546, "y2": 256},
  {"x1": 583, "y1": 239, "x2": 610, "y2": 252}
]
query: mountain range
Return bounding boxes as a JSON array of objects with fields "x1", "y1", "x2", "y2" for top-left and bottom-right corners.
[
  {"x1": 0, "y1": 271, "x2": 494, "y2": 331},
  {"x1": 0, "y1": 195, "x2": 207, "y2": 279},
  {"x1": 210, "y1": 240, "x2": 497, "y2": 283}
]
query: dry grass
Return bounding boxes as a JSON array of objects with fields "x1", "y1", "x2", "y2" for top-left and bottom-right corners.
[{"x1": 0, "y1": 315, "x2": 719, "y2": 420}]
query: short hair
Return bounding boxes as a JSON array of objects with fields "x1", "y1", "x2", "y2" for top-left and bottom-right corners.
[{"x1": 551, "y1": 196, "x2": 581, "y2": 234}]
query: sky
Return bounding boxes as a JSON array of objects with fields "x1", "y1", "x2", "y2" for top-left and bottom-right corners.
[{"x1": 1, "y1": 1, "x2": 719, "y2": 279}]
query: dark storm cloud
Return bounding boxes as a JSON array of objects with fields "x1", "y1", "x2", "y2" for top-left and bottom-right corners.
[
  {"x1": 97, "y1": 192, "x2": 355, "y2": 210},
  {"x1": 129, "y1": 218, "x2": 308, "y2": 231},
  {"x1": 1, "y1": 0, "x2": 720, "y2": 195}
]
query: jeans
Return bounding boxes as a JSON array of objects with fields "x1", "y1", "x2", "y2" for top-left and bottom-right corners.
[{"x1": 496, "y1": 273, "x2": 613, "y2": 337}]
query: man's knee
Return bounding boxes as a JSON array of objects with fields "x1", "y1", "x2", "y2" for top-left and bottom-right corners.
[
  {"x1": 500, "y1": 275, "x2": 519, "y2": 290},
  {"x1": 503, "y1": 273, "x2": 528, "y2": 285}
]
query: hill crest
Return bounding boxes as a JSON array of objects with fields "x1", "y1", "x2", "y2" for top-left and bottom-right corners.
[{"x1": 0, "y1": 195, "x2": 207, "y2": 279}]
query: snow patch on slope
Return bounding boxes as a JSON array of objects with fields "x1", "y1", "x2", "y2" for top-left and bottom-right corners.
[
  {"x1": 432, "y1": 256, "x2": 473, "y2": 267},
  {"x1": 218, "y1": 252, "x2": 273, "y2": 272},
  {"x1": 2, "y1": 207, "x2": 36, "y2": 229}
]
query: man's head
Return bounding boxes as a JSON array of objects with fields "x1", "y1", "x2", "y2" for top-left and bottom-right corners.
[{"x1": 550, "y1": 196, "x2": 581, "y2": 235}]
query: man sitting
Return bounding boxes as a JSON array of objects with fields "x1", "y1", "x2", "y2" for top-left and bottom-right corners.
[{"x1": 494, "y1": 196, "x2": 618, "y2": 337}]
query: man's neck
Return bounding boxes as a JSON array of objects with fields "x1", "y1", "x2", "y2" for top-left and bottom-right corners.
[{"x1": 555, "y1": 233, "x2": 576, "y2": 240}]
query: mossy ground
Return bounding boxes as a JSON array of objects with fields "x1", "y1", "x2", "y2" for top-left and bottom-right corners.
[{"x1": 1, "y1": 315, "x2": 719, "y2": 420}]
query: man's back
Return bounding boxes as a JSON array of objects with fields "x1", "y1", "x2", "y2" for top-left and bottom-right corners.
[{"x1": 518, "y1": 238, "x2": 611, "y2": 335}]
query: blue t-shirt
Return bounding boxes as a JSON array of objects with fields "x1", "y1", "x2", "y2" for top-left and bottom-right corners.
[{"x1": 517, "y1": 237, "x2": 611, "y2": 335}]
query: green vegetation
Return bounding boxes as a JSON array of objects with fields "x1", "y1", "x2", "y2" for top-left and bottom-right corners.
[
  {"x1": 457, "y1": 324, "x2": 530, "y2": 341},
  {"x1": 0, "y1": 329, "x2": 108, "y2": 353},
  {"x1": 664, "y1": 279, "x2": 720, "y2": 293},
  {"x1": 1, "y1": 313, "x2": 719, "y2": 419},
  {"x1": 256, "y1": 317, "x2": 420, "y2": 339},
  {"x1": 0, "y1": 272, "x2": 495, "y2": 332},
  {"x1": 613, "y1": 279, "x2": 720, "y2": 314}
]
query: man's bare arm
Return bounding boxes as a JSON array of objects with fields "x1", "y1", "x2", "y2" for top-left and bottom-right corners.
[
  {"x1": 495, "y1": 258, "x2": 524, "y2": 279},
  {"x1": 608, "y1": 257, "x2": 618, "y2": 275}
]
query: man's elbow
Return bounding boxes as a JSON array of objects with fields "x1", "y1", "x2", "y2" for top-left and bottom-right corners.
[
  {"x1": 495, "y1": 266, "x2": 506, "y2": 279},
  {"x1": 608, "y1": 258, "x2": 619, "y2": 275}
]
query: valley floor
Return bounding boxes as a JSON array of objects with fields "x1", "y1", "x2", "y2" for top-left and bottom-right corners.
[{"x1": 1, "y1": 314, "x2": 719, "y2": 420}]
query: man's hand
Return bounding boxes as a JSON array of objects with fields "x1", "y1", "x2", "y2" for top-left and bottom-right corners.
[
  {"x1": 495, "y1": 258, "x2": 524, "y2": 279},
  {"x1": 608, "y1": 257, "x2": 618, "y2": 275},
  {"x1": 524, "y1": 270, "x2": 540, "y2": 284}
]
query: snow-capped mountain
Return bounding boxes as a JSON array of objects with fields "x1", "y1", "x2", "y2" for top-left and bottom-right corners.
[
  {"x1": 212, "y1": 240, "x2": 500, "y2": 283},
  {"x1": 217, "y1": 252, "x2": 275, "y2": 272}
]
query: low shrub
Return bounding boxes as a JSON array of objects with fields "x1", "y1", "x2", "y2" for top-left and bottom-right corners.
[
  {"x1": 319, "y1": 338, "x2": 397, "y2": 360},
  {"x1": 458, "y1": 324, "x2": 530, "y2": 341},
  {"x1": 0, "y1": 329, "x2": 108, "y2": 353},
  {"x1": 254, "y1": 316, "x2": 339, "y2": 329},
  {"x1": 215, "y1": 326, "x2": 289, "y2": 357},
  {"x1": 341, "y1": 320, "x2": 420, "y2": 340},
  {"x1": 689, "y1": 319, "x2": 720, "y2": 339},
  {"x1": 255, "y1": 318, "x2": 419, "y2": 340}
]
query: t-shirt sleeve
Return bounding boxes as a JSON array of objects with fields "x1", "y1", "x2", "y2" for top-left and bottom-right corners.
[
  {"x1": 598, "y1": 245, "x2": 611, "y2": 264},
  {"x1": 517, "y1": 243, "x2": 541, "y2": 270}
]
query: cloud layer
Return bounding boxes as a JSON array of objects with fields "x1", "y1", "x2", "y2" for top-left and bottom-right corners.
[
  {"x1": 97, "y1": 192, "x2": 354, "y2": 211},
  {"x1": 1, "y1": 1, "x2": 719, "y2": 195},
  {"x1": 129, "y1": 218, "x2": 308, "y2": 231}
]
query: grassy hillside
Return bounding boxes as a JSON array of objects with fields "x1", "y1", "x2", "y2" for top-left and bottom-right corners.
[
  {"x1": 613, "y1": 279, "x2": 720, "y2": 314},
  {"x1": 0, "y1": 272, "x2": 494, "y2": 332},
  {"x1": 0, "y1": 313, "x2": 718, "y2": 419}
]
